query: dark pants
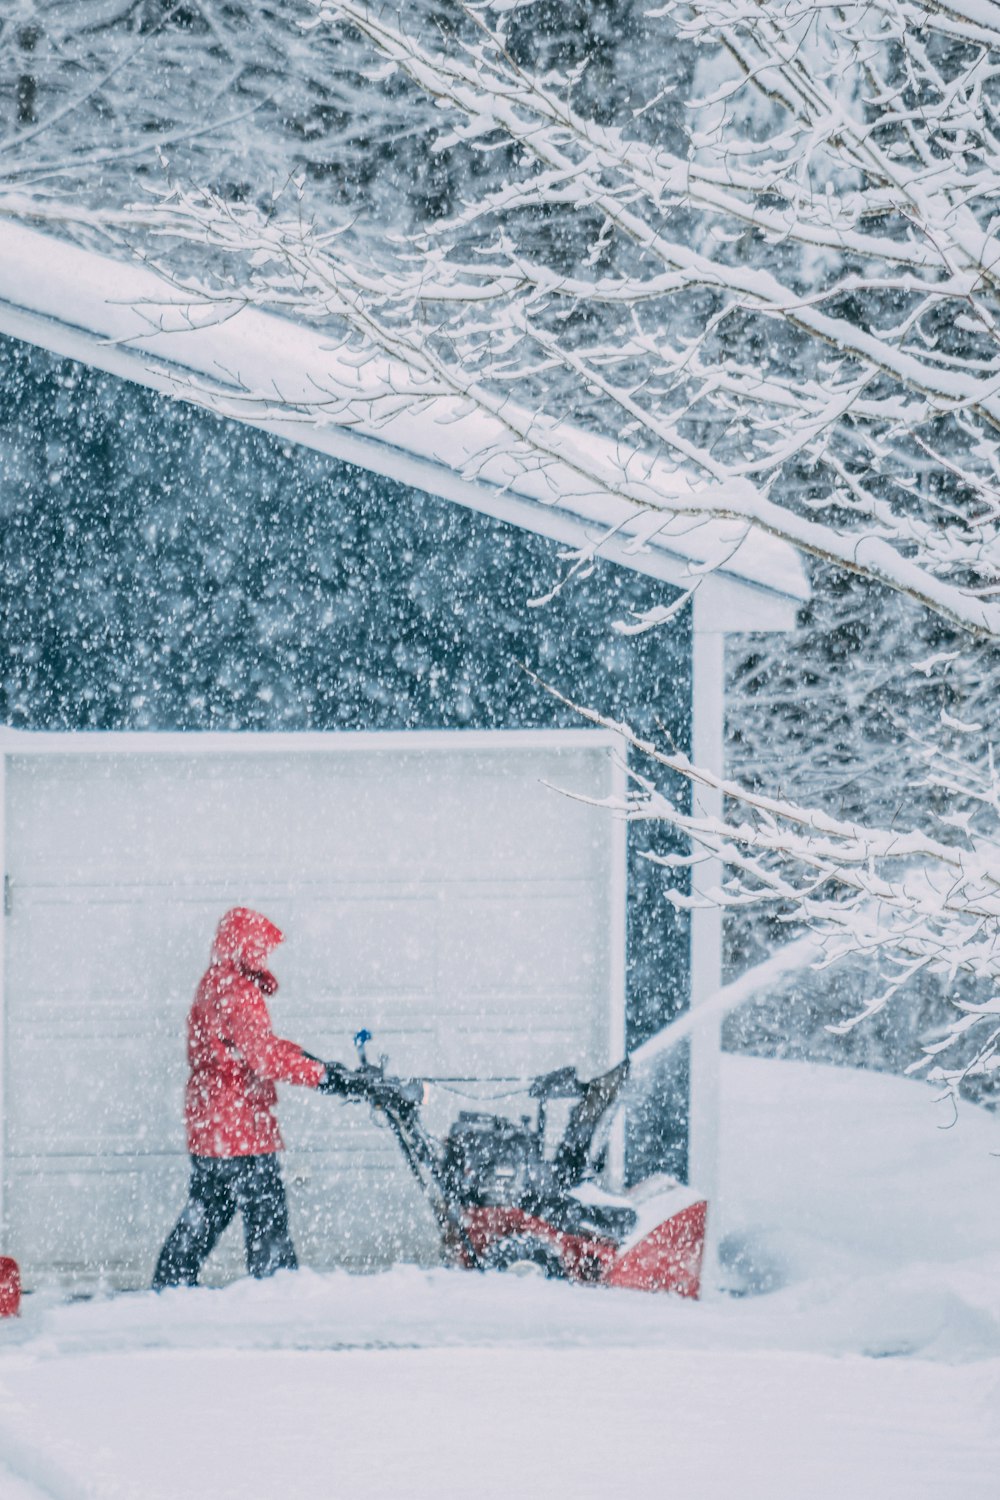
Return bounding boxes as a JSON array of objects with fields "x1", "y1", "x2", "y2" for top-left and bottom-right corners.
[{"x1": 153, "y1": 1154, "x2": 298, "y2": 1289}]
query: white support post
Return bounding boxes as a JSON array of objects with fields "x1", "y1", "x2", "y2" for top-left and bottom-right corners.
[
  {"x1": 608, "y1": 745, "x2": 628, "y2": 1070},
  {"x1": 607, "y1": 745, "x2": 629, "y2": 1190},
  {"x1": 689, "y1": 596, "x2": 725, "y2": 1239}
]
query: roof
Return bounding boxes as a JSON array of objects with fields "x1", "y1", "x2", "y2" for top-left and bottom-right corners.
[{"x1": 0, "y1": 219, "x2": 808, "y2": 609}]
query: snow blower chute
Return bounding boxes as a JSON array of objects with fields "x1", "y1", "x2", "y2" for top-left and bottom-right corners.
[{"x1": 326, "y1": 1031, "x2": 706, "y2": 1296}]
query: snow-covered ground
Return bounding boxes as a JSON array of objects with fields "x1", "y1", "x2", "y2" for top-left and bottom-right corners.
[{"x1": 2, "y1": 1055, "x2": 999, "y2": 1499}]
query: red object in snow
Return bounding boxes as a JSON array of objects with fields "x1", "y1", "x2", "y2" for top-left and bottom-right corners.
[
  {"x1": 0, "y1": 1257, "x2": 20, "y2": 1318},
  {"x1": 184, "y1": 907, "x2": 325, "y2": 1158}
]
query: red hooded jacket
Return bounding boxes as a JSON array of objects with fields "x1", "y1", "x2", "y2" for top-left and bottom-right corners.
[{"x1": 184, "y1": 908, "x2": 324, "y2": 1158}]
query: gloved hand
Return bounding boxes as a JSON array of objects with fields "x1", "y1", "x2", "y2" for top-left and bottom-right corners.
[{"x1": 317, "y1": 1061, "x2": 356, "y2": 1096}]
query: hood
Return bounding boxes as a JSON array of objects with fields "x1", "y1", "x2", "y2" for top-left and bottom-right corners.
[{"x1": 211, "y1": 907, "x2": 284, "y2": 978}]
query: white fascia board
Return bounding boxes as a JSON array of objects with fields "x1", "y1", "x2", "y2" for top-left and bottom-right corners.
[
  {"x1": 0, "y1": 222, "x2": 807, "y2": 626},
  {"x1": 0, "y1": 726, "x2": 623, "y2": 756},
  {"x1": 695, "y1": 570, "x2": 801, "y2": 635}
]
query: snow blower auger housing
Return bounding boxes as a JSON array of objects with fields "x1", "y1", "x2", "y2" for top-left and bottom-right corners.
[{"x1": 333, "y1": 1030, "x2": 707, "y2": 1297}]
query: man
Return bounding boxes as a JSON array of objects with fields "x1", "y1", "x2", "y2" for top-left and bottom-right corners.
[{"x1": 153, "y1": 906, "x2": 344, "y2": 1288}]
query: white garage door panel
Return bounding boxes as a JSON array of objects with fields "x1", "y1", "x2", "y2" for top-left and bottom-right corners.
[
  {"x1": 6, "y1": 895, "x2": 204, "y2": 1004},
  {"x1": 6, "y1": 1159, "x2": 441, "y2": 1283},
  {"x1": 8, "y1": 1034, "x2": 182, "y2": 1157},
  {"x1": 281, "y1": 898, "x2": 438, "y2": 994},
  {"x1": 3, "y1": 992, "x2": 170, "y2": 1045},
  {"x1": 436, "y1": 891, "x2": 606, "y2": 997},
  {"x1": 6, "y1": 1158, "x2": 187, "y2": 1273},
  {"x1": 8, "y1": 749, "x2": 608, "y2": 887},
  {"x1": 3, "y1": 738, "x2": 621, "y2": 1288},
  {"x1": 286, "y1": 1164, "x2": 441, "y2": 1270}
]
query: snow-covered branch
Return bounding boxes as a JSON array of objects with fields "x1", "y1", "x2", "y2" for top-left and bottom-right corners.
[
  {"x1": 123, "y1": 0, "x2": 1000, "y2": 641},
  {"x1": 545, "y1": 673, "x2": 1000, "y2": 1092}
]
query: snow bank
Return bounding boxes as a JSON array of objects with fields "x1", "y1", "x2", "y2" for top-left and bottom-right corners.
[{"x1": 717, "y1": 1054, "x2": 1000, "y2": 1360}]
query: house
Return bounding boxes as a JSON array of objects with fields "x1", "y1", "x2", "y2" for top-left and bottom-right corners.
[{"x1": 0, "y1": 221, "x2": 807, "y2": 1289}]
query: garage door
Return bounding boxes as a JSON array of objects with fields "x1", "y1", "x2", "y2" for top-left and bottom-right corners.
[{"x1": 2, "y1": 734, "x2": 622, "y2": 1289}]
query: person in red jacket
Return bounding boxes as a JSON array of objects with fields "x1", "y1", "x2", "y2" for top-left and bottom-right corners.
[{"x1": 153, "y1": 906, "x2": 343, "y2": 1288}]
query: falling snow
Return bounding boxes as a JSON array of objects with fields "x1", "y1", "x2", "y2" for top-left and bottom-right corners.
[{"x1": 2, "y1": 4, "x2": 1000, "y2": 1497}]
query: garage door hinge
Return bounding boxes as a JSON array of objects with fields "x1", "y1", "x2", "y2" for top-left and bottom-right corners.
[{"x1": 3, "y1": 876, "x2": 10, "y2": 916}]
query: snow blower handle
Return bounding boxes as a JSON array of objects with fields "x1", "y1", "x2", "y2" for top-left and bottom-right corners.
[
  {"x1": 309, "y1": 1032, "x2": 421, "y2": 1106},
  {"x1": 317, "y1": 1061, "x2": 362, "y2": 1097}
]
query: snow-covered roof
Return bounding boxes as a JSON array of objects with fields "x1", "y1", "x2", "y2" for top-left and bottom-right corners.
[{"x1": 0, "y1": 220, "x2": 808, "y2": 608}]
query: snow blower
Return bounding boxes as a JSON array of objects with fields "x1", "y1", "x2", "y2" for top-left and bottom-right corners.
[{"x1": 329, "y1": 1030, "x2": 706, "y2": 1296}]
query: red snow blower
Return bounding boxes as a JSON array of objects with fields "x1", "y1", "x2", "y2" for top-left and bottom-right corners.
[{"x1": 329, "y1": 1030, "x2": 707, "y2": 1297}]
